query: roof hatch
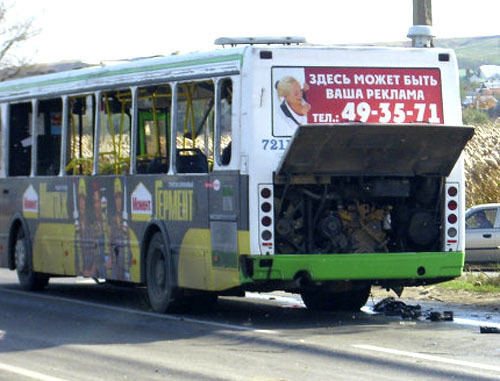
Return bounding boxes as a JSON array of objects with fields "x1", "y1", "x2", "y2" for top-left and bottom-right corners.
[{"x1": 214, "y1": 37, "x2": 306, "y2": 46}]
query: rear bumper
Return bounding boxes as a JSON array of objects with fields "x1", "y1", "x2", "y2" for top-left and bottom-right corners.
[{"x1": 240, "y1": 251, "x2": 464, "y2": 285}]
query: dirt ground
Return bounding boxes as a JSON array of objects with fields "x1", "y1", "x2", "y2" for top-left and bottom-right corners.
[
  {"x1": 371, "y1": 270, "x2": 500, "y2": 308},
  {"x1": 371, "y1": 280, "x2": 500, "y2": 309}
]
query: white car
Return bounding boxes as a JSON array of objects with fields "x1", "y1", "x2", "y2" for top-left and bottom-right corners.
[{"x1": 465, "y1": 204, "x2": 500, "y2": 264}]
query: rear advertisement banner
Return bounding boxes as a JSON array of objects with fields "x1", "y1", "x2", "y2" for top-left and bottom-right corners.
[{"x1": 272, "y1": 67, "x2": 443, "y2": 136}]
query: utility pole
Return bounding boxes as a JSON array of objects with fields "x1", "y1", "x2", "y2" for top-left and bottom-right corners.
[
  {"x1": 408, "y1": 0, "x2": 434, "y2": 47},
  {"x1": 413, "y1": 0, "x2": 432, "y2": 26}
]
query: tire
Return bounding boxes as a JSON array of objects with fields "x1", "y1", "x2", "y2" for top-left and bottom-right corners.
[
  {"x1": 301, "y1": 285, "x2": 371, "y2": 312},
  {"x1": 14, "y1": 229, "x2": 49, "y2": 291},
  {"x1": 146, "y1": 232, "x2": 180, "y2": 313},
  {"x1": 335, "y1": 286, "x2": 371, "y2": 311}
]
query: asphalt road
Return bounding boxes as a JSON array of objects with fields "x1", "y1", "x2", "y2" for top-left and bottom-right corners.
[{"x1": 0, "y1": 269, "x2": 499, "y2": 381}]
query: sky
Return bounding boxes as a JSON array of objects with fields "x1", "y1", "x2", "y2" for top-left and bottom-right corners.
[{"x1": 9, "y1": 0, "x2": 500, "y2": 65}]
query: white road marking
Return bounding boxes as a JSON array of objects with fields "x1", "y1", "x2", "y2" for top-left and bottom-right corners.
[
  {"x1": 453, "y1": 317, "x2": 500, "y2": 329},
  {"x1": 0, "y1": 288, "x2": 277, "y2": 335},
  {"x1": 354, "y1": 344, "x2": 500, "y2": 373},
  {"x1": 244, "y1": 292, "x2": 305, "y2": 307},
  {"x1": 0, "y1": 362, "x2": 69, "y2": 381}
]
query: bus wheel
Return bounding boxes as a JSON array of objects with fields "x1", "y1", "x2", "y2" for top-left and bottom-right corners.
[
  {"x1": 334, "y1": 286, "x2": 371, "y2": 311},
  {"x1": 301, "y1": 285, "x2": 371, "y2": 312},
  {"x1": 14, "y1": 229, "x2": 49, "y2": 291},
  {"x1": 146, "y1": 232, "x2": 179, "y2": 313}
]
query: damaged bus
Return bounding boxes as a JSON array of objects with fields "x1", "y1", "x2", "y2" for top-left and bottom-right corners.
[{"x1": 0, "y1": 36, "x2": 474, "y2": 312}]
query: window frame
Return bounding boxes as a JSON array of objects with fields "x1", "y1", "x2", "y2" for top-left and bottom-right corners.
[
  {"x1": 174, "y1": 79, "x2": 216, "y2": 174},
  {"x1": 32, "y1": 96, "x2": 65, "y2": 177},
  {"x1": 0, "y1": 103, "x2": 6, "y2": 178},
  {"x1": 64, "y1": 92, "x2": 98, "y2": 176},
  {"x1": 466, "y1": 208, "x2": 499, "y2": 229},
  {"x1": 96, "y1": 88, "x2": 133, "y2": 175},
  {"x1": 214, "y1": 77, "x2": 234, "y2": 168},
  {"x1": 8, "y1": 100, "x2": 33, "y2": 177},
  {"x1": 133, "y1": 83, "x2": 172, "y2": 175}
]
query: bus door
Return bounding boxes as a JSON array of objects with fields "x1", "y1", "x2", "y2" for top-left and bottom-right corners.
[
  {"x1": 175, "y1": 78, "x2": 239, "y2": 290},
  {"x1": 172, "y1": 81, "x2": 214, "y2": 289},
  {"x1": 208, "y1": 171, "x2": 239, "y2": 275},
  {"x1": 208, "y1": 78, "x2": 240, "y2": 289}
]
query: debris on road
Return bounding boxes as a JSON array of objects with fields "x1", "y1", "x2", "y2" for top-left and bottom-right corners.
[
  {"x1": 428, "y1": 310, "x2": 454, "y2": 322},
  {"x1": 373, "y1": 297, "x2": 422, "y2": 319},
  {"x1": 373, "y1": 297, "x2": 454, "y2": 321},
  {"x1": 479, "y1": 326, "x2": 500, "y2": 334}
]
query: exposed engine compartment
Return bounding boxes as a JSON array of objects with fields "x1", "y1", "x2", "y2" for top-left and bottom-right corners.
[{"x1": 274, "y1": 176, "x2": 443, "y2": 254}]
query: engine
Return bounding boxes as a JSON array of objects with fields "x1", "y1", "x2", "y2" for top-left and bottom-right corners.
[{"x1": 274, "y1": 176, "x2": 442, "y2": 254}]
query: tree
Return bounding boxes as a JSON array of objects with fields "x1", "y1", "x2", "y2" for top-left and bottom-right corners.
[
  {"x1": 0, "y1": 1, "x2": 38, "y2": 80},
  {"x1": 462, "y1": 108, "x2": 490, "y2": 125}
]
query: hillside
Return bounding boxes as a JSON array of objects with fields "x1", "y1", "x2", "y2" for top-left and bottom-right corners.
[
  {"x1": 434, "y1": 35, "x2": 500, "y2": 69},
  {"x1": 381, "y1": 35, "x2": 500, "y2": 70}
]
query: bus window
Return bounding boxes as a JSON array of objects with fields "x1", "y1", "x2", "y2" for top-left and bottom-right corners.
[
  {"x1": 217, "y1": 78, "x2": 232, "y2": 166},
  {"x1": 8, "y1": 102, "x2": 32, "y2": 176},
  {"x1": 98, "y1": 89, "x2": 131, "y2": 175},
  {"x1": 37, "y1": 98, "x2": 62, "y2": 176},
  {"x1": 66, "y1": 95, "x2": 95, "y2": 175},
  {"x1": 136, "y1": 84, "x2": 171, "y2": 174},
  {"x1": 175, "y1": 81, "x2": 214, "y2": 173}
]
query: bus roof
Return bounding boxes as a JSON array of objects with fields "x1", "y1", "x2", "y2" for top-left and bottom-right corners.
[
  {"x1": 0, "y1": 43, "x2": 455, "y2": 102},
  {"x1": 0, "y1": 47, "x2": 246, "y2": 102}
]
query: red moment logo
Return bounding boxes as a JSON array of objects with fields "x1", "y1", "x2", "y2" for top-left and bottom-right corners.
[
  {"x1": 22, "y1": 185, "x2": 39, "y2": 219},
  {"x1": 131, "y1": 183, "x2": 152, "y2": 221},
  {"x1": 132, "y1": 197, "x2": 151, "y2": 212}
]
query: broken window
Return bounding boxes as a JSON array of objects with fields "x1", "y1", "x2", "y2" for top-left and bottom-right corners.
[
  {"x1": 136, "y1": 84, "x2": 171, "y2": 174},
  {"x1": 37, "y1": 98, "x2": 62, "y2": 176},
  {"x1": 98, "y1": 89, "x2": 131, "y2": 175},
  {"x1": 217, "y1": 78, "x2": 233, "y2": 166},
  {"x1": 175, "y1": 80, "x2": 214, "y2": 173},
  {"x1": 66, "y1": 94, "x2": 95, "y2": 175},
  {"x1": 8, "y1": 102, "x2": 32, "y2": 176}
]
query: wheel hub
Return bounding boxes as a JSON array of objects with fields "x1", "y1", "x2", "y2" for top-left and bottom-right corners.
[
  {"x1": 154, "y1": 255, "x2": 166, "y2": 289},
  {"x1": 15, "y1": 239, "x2": 27, "y2": 272}
]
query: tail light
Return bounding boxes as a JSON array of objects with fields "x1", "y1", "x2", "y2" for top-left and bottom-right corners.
[
  {"x1": 445, "y1": 183, "x2": 459, "y2": 250},
  {"x1": 258, "y1": 184, "x2": 274, "y2": 254}
]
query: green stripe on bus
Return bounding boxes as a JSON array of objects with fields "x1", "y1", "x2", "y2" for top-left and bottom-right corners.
[
  {"x1": 243, "y1": 251, "x2": 464, "y2": 282},
  {"x1": 0, "y1": 54, "x2": 243, "y2": 93}
]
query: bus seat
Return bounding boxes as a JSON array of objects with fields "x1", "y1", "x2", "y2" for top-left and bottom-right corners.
[
  {"x1": 176, "y1": 148, "x2": 208, "y2": 173},
  {"x1": 147, "y1": 157, "x2": 168, "y2": 173},
  {"x1": 37, "y1": 135, "x2": 61, "y2": 175},
  {"x1": 221, "y1": 142, "x2": 232, "y2": 165},
  {"x1": 136, "y1": 156, "x2": 168, "y2": 174}
]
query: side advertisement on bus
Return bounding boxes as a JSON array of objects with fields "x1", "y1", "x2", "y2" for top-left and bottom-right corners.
[{"x1": 10, "y1": 175, "x2": 243, "y2": 291}]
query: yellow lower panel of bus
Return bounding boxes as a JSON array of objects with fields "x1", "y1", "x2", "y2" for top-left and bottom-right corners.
[
  {"x1": 33, "y1": 223, "x2": 75, "y2": 275},
  {"x1": 32, "y1": 222, "x2": 141, "y2": 282},
  {"x1": 178, "y1": 229, "x2": 249, "y2": 291}
]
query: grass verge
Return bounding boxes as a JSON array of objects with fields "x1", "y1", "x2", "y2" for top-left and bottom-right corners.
[{"x1": 438, "y1": 270, "x2": 500, "y2": 293}]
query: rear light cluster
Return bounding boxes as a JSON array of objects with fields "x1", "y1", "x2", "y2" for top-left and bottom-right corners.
[
  {"x1": 258, "y1": 184, "x2": 274, "y2": 254},
  {"x1": 446, "y1": 184, "x2": 459, "y2": 245}
]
